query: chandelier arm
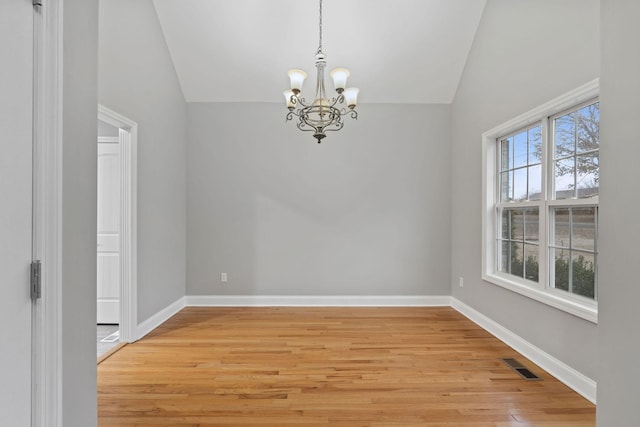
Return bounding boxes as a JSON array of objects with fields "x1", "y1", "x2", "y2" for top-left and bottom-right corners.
[
  {"x1": 334, "y1": 108, "x2": 358, "y2": 119},
  {"x1": 327, "y1": 94, "x2": 345, "y2": 108},
  {"x1": 296, "y1": 121, "x2": 319, "y2": 133},
  {"x1": 297, "y1": 106, "x2": 341, "y2": 127},
  {"x1": 290, "y1": 104, "x2": 355, "y2": 128},
  {"x1": 294, "y1": 96, "x2": 310, "y2": 108},
  {"x1": 323, "y1": 120, "x2": 345, "y2": 133},
  {"x1": 286, "y1": 111, "x2": 294, "y2": 122}
]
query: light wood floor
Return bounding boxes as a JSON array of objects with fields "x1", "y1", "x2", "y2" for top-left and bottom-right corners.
[{"x1": 98, "y1": 307, "x2": 595, "y2": 426}]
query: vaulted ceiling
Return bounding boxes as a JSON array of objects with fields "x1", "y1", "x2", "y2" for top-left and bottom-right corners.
[{"x1": 152, "y1": 0, "x2": 486, "y2": 104}]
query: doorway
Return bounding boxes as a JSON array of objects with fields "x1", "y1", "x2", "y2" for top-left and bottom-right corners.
[
  {"x1": 97, "y1": 105, "x2": 138, "y2": 356},
  {"x1": 97, "y1": 124, "x2": 120, "y2": 356}
]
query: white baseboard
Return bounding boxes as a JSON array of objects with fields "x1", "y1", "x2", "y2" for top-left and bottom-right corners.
[
  {"x1": 135, "y1": 296, "x2": 186, "y2": 341},
  {"x1": 450, "y1": 297, "x2": 597, "y2": 404},
  {"x1": 184, "y1": 294, "x2": 452, "y2": 307},
  {"x1": 135, "y1": 295, "x2": 449, "y2": 340}
]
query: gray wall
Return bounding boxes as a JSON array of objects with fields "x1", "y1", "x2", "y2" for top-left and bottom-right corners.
[
  {"x1": 62, "y1": 0, "x2": 98, "y2": 425},
  {"x1": 98, "y1": 0, "x2": 188, "y2": 321},
  {"x1": 98, "y1": 119, "x2": 118, "y2": 137},
  {"x1": 450, "y1": 0, "x2": 600, "y2": 379},
  {"x1": 187, "y1": 103, "x2": 451, "y2": 296},
  {"x1": 597, "y1": 1, "x2": 640, "y2": 424}
]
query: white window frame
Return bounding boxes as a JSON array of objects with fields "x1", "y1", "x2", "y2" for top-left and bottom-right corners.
[{"x1": 482, "y1": 79, "x2": 599, "y2": 323}]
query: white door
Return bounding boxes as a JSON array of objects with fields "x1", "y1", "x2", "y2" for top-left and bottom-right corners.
[
  {"x1": 97, "y1": 142, "x2": 121, "y2": 324},
  {"x1": 0, "y1": 1, "x2": 34, "y2": 424}
]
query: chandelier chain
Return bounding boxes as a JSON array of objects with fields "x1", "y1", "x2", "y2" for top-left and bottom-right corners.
[{"x1": 317, "y1": 0, "x2": 323, "y2": 54}]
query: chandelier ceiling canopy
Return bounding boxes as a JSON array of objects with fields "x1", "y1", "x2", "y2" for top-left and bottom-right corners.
[{"x1": 283, "y1": 0, "x2": 359, "y2": 144}]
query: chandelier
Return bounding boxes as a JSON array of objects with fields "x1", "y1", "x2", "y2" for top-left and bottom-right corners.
[{"x1": 283, "y1": 0, "x2": 359, "y2": 144}]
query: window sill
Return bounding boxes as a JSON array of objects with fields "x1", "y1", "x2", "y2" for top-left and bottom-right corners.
[{"x1": 482, "y1": 272, "x2": 598, "y2": 324}]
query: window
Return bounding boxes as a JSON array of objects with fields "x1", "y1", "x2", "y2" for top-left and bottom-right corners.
[{"x1": 482, "y1": 80, "x2": 599, "y2": 322}]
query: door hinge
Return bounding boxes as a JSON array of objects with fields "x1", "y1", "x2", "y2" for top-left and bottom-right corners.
[
  {"x1": 31, "y1": 260, "x2": 42, "y2": 300},
  {"x1": 33, "y1": 0, "x2": 43, "y2": 7}
]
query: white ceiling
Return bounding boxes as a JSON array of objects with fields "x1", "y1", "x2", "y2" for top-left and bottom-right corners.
[{"x1": 152, "y1": 0, "x2": 486, "y2": 104}]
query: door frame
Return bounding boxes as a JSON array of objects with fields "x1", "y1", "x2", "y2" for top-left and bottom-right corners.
[
  {"x1": 32, "y1": 0, "x2": 62, "y2": 426},
  {"x1": 98, "y1": 105, "x2": 138, "y2": 344},
  {"x1": 34, "y1": 3, "x2": 136, "y2": 425}
]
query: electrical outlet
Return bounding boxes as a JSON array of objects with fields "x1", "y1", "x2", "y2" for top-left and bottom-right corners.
[
  {"x1": 459, "y1": 277, "x2": 464, "y2": 288},
  {"x1": 220, "y1": 272, "x2": 228, "y2": 283}
]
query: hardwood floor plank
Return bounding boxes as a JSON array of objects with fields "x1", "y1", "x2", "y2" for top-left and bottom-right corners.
[{"x1": 98, "y1": 307, "x2": 595, "y2": 426}]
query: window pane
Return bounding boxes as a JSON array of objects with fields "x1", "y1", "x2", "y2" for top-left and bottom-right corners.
[
  {"x1": 555, "y1": 157, "x2": 575, "y2": 199},
  {"x1": 554, "y1": 248, "x2": 570, "y2": 291},
  {"x1": 491, "y1": 101, "x2": 599, "y2": 305},
  {"x1": 524, "y1": 244, "x2": 539, "y2": 282},
  {"x1": 528, "y1": 125, "x2": 542, "y2": 165},
  {"x1": 501, "y1": 209, "x2": 509, "y2": 239},
  {"x1": 572, "y1": 251, "x2": 595, "y2": 299},
  {"x1": 577, "y1": 103, "x2": 599, "y2": 153},
  {"x1": 528, "y1": 164, "x2": 541, "y2": 201},
  {"x1": 572, "y1": 207, "x2": 596, "y2": 251},
  {"x1": 500, "y1": 240, "x2": 509, "y2": 274},
  {"x1": 554, "y1": 207, "x2": 570, "y2": 248},
  {"x1": 511, "y1": 242, "x2": 524, "y2": 278},
  {"x1": 524, "y1": 209, "x2": 539, "y2": 243},
  {"x1": 501, "y1": 137, "x2": 513, "y2": 171},
  {"x1": 555, "y1": 112, "x2": 575, "y2": 158},
  {"x1": 514, "y1": 131, "x2": 528, "y2": 168},
  {"x1": 500, "y1": 171, "x2": 512, "y2": 202},
  {"x1": 576, "y1": 152, "x2": 599, "y2": 197},
  {"x1": 514, "y1": 168, "x2": 527, "y2": 201},
  {"x1": 511, "y1": 209, "x2": 524, "y2": 241}
]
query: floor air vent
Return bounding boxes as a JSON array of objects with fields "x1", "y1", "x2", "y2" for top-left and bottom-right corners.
[{"x1": 501, "y1": 358, "x2": 541, "y2": 381}]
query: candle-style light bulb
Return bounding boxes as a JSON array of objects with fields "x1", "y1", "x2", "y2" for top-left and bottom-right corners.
[
  {"x1": 329, "y1": 68, "x2": 350, "y2": 93},
  {"x1": 283, "y1": 90, "x2": 296, "y2": 110},
  {"x1": 287, "y1": 69, "x2": 307, "y2": 94},
  {"x1": 344, "y1": 87, "x2": 359, "y2": 109}
]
